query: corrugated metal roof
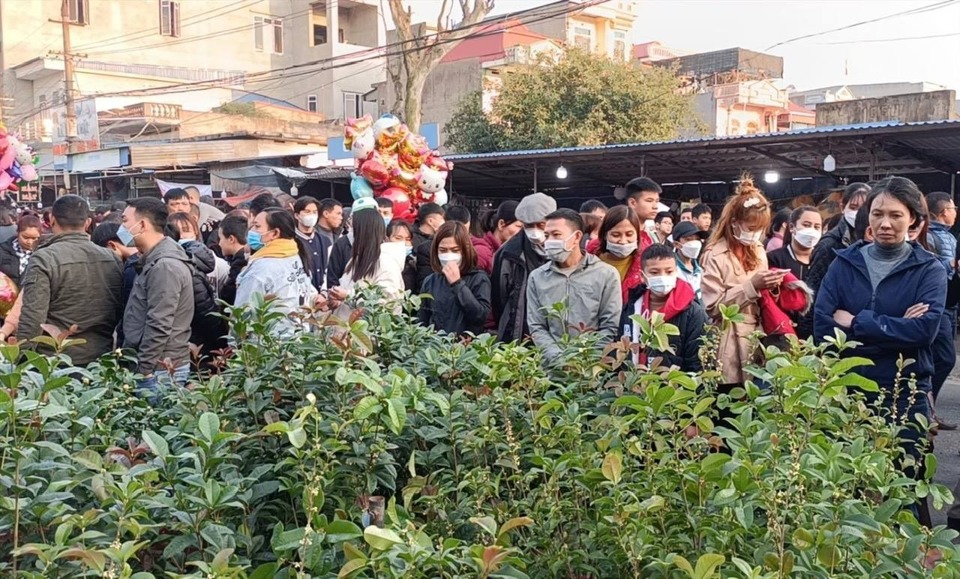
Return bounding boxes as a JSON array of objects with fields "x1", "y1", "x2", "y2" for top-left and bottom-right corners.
[{"x1": 445, "y1": 120, "x2": 960, "y2": 161}]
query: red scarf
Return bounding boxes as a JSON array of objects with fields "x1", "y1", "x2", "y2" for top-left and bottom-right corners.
[{"x1": 758, "y1": 272, "x2": 812, "y2": 336}]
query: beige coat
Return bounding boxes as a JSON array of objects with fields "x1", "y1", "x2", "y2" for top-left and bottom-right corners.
[{"x1": 701, "y1": 238, "x2": 767, "y2": 384}]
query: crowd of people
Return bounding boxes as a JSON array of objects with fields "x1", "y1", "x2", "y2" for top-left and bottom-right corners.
[{"x1": 2, "y1": 175, "x2": 958, "y2": 522}]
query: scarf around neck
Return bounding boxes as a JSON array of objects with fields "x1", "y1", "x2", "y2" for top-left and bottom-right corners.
[{"x1": 250, "y1": 238, "x2": 299, "y2": 262}]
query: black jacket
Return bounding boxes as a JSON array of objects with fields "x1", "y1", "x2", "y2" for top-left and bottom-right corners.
[
  {"x1": 418, "y1": 269, "x2": 491, "y2": 336},
  {"x1": 296, "y1": 229, "x2": 331, "y2": 291},
  {"x1": 180, "y1": 241, "x2": 226, "y2": 353},
  {"x1": 797, "y1": 220, "x2": 852, "y2": 337},
  {"x1": 220, "y1": 251, "x2": 248, "y2": 306},
  {"x1": 491, "y1": 233, "x2": 548, "y2": 343},
  {"x1": 413, "y1": 229, "x2": 434, "y2": 291},
  {"x1": 0, "y1": 237, "x2": 22, "y2": 287},
  {"x1": 327, "y1": 235, "x2": 352, "y2": 289}
]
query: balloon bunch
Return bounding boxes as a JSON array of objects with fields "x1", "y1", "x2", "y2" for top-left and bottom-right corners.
[
  {"x1": 0, "y1": 125, "x2": 38, "y2": 194},
  {"x1": 345, "y1": 114, "x2": 452, "y2": 222}
]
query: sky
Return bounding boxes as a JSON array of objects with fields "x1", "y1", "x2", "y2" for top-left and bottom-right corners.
[{"x1": 404, "y1": 0, "x2": 960, "y2": 92}]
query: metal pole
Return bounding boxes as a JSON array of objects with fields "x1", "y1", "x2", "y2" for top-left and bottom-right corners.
[
  {"x1": 533, "y1": 161, "x2": 538, "y2": 193},
  {"x1": 61, "y1": 0, "x2": 77, "y2": 191}
]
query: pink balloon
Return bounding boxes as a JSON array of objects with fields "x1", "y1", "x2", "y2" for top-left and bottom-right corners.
[
  {"x1": 378, "y1": 187, "x2": 411, "y2": 216},
  {"x1": 0, "y1": 146, "x2": 15, "y2": 171},
  {"x1": 20, "y1": 164, "x2": 37, "y2": 182},
  {"x1": 0, "y1": 172, "x2": 12, "y2": 191}
]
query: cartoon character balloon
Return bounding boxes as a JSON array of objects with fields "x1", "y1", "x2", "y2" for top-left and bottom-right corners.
[
  {"x1": 0, "y1": 126, "x2": 38, "y2": 195},
  {"x1": 350, "y1": 173, "x2": 374, "y2": 200},
  {"x1": 350, "y1": 129, "x2": 375, "y2": 160},
  {"x1": 0, "y1": 272, "x2": 18, "y2": 317}
]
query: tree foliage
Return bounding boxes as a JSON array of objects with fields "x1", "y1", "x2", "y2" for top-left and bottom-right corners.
[{"x1": 446, "y1": 49, "x2": 701, "y2": 153}]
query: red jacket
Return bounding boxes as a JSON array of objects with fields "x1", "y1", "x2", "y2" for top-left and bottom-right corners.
[
  {"x1": 759, "y1": 272, "x2": 813, "y2": 336},
  {"x1": 472, "y1": 232, "x2": 501, "y2": 275},
  {"x1": 586, "y1": 230, "x2": 653, "y2": 304}
]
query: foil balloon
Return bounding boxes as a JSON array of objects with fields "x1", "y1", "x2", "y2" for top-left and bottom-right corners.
[
  {"x1": 20, "y1": 164, "x2": 37, "y2": 182},
  {"x1": 398, "y1": 132, "x2": 429, "y2": 172},
  {"x1": 417, "y1": 165, "x2": 447, "y2": 194},
  {"x1": 359, "y1": 150, "x2": 396, "y2": 189},
  {"x1": 343, "y1": 114, "x2": 373, "y2": 149},
  {"x1": 373, "y1": 115, "x2": 407, "y2": 151},
  {"x1": 378, "y1": 186, "x2": 411, "y2": 217},
  {"x1": 350, "y1": 128, "x2": 374, "y2": 160},
  {"x1": 0, "y1": 272, "x2": 18, "y2": 317},
  {"x1": 431, "y1": 188, "x2": 449, "y2": 207},
  {"x1": 394, "y1": 206, "x2": 417, "y2": 224},
  {"x1": 350, "y1": 173, "x2": 374, "y2": 200},
  {"x1": 390, "y1": 167, "x2": 419, "y2": 193}
]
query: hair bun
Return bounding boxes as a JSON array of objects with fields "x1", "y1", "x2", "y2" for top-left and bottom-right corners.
[{"x1": 736, "y1": 174, "x2": 759, "y2": 196}]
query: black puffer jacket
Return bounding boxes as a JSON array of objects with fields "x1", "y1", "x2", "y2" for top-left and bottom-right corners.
[
  {"x1": 0, "y1": 237, "x2": 23, "y2": 287},
  {"x1": 180, "y1": 240, "x2": 226, "y2": 353},
  {"x1": 797, "y1": 220, "x2": 852, "y2": 338},
  {"x1": 418, "y1": 269, "x2": 491, "y2": 336}
]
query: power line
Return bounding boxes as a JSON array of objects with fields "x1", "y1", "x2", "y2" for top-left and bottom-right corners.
[
  {"x1": 819, "y1": 31, "x2": 960, "y2": 45},
  {"x1": 766, "y1": 0, "x2": 960, "y2": 50},
  {"x1": 12, "y1": 0, "x2": 606, "y2": 124},
  {"x1": 71, "y1": 0, "x2": 261, "y2": 51}
]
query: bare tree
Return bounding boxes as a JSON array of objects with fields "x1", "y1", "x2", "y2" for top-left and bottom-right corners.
[{"x1": 385, "y1": 0, "x2": 495, "y2": 132}]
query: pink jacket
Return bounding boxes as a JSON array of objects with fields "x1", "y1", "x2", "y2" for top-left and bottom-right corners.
[
  {"x1": 472, "y1": 232, "x2": 501, "y2": 275},
  {"x1": 701, "y1": 238, "x2": 767, "y2": 385}
]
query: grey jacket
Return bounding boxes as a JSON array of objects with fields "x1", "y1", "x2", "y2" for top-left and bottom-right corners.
[
  {"x1": 525, "y1": 253, "x2": 623, "y2": 363},
  {"x1": 18, "y1": 232, "x2": 123, "y2": 365},
  {"x1": 123, "y1": 237, "x2": 195, "y2": 374}
]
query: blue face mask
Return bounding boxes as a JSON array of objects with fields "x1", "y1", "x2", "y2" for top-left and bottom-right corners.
[
  {"x1": 405, "y1": 244, "x2": 413, "y2": 257},
  {"x1": 117, "y1": 224, "x2": 136, "y2": 247},
  {"x1": 178, "y1": 238, "x2": 194, "y2": 247},
  {"x1": 247, "y1": 230, "x2": 264, "y2": 251},
  {"x1": 384, "y1": 217, "x2": 392, "y2": 227}
]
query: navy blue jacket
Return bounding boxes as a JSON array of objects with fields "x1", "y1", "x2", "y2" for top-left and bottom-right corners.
[{"x1": 814, "y1": 241, "x2": 947, "y2": 395}]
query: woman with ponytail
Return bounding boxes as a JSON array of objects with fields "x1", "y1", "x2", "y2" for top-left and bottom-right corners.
[
  {"x1": 235, "y1": 208, "x2": 319, "y2": 332},
  {"x1": 701, "y1": 176, "x2": 781, "y2": 385}
]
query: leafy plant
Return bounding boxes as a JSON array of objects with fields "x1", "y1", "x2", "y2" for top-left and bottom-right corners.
[{"x1": 0, "y1": 298, "x2": 957, "y2": 578}]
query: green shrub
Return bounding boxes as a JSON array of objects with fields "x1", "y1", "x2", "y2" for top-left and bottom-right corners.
[{"x1": 0, "y1": 295, "x2": 958, "y2": 578}]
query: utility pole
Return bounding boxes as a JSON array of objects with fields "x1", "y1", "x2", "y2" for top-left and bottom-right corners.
[{"x1": 59, "y1": 0, "x2": 78, "y2": 191}]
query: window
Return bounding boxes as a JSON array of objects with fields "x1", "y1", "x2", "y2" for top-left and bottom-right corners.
[
  {"x1": 307, "y1": 95, "x2": 318, "y2": 113},
  {"x1": 343, "y1": 92, "x2": 362, "y2": 119},
  {"x1": 160, "y1": 1, "x2": 181, "y2": 37},
  {"x1": 254, "y1": 16, "x2": 283, "y2": 54},
  {"x1": 67, "y1": 0, "x2": 90, "y2": 24},
  {"x1": 313, "y1": 24, "x2": 328, "y2": 45},
  {"x1": 613, "y1": 30, "x2": 627, "y2": 61},
  {"x1": 573, "y1": 25, "x2": 592, "y2": 50}
]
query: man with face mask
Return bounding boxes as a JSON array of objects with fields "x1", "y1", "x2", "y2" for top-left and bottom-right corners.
[
  {"x1": 293, "y1": 196, "x2": 330, "y2": 291},
  {"x1": 491, "y1": 192, "x2": 556, "y2": 343},
  {"x1": 526, "y1": 209, "x2": 622, "y2": 364},
  {"x1": 632, "y1": 244, "x2": 708, "y2": 372},
  {"x1": 15, "y1": 196, "x2": 123, "y2": 364},
  {"x1": 670, "y1": 221, "x2": 708, "y2": 300}
]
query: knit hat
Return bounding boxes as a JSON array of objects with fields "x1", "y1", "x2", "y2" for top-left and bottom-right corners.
[
  {"x1": 515, "y1": 192, "x2": 557, "y2": 224},
  {"x1": 353, "y1": 197, "x2": 378, "y2": 213}
]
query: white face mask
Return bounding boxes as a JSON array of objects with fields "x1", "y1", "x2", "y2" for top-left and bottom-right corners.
[
  {"x1": 793, "y1": 228, "x2": 821, "y2": 249},
  {"x1": 680, "y1": 240, "x2": 702, "y2": 259},
  {"x1": 524, "y1": 227, "x2": 546, "y2": 244},
  {"x1": 843, "y1": 209, "x2": 857, "y2": 227},
  {"x1": 606, "y1": 241, "x2": 637, "y2": 258},
  {"x1": 735, "y1": 226, "x2": 763, "y2": 245},
  {"x1": 300, "y1": 214, "x2": 319, "y2": 228},
  {"x1": 643, "y1": 219, "x2": 656, "y2": 234},
  {"x1": 646, "y1": 274, "x2": 677, "y2": 296},
  {"x1": 544, "y1": 233, "x2": 575, "y2": 262},
  {"x1": 439, "y1": 253, "x2": 462, "y2": 266}
]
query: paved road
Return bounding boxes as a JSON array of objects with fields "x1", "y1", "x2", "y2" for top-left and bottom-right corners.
[{"x1": 932, "y1": 374, "x2": 960, "y2": 527}]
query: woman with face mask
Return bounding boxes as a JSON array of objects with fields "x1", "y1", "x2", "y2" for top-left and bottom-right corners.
[
  {"x1": 766, "y1": 206, "x2": 822, "y2": 282},
  {"x1": 387, "y1": 221, "x2": 417, "y2": 292},
  {"x1": 418, "y1": 221, "x2": 491, "y2": 336},
  {"x1": 589, "y1": 206, "x2": 645, "y2": 337},
  {"x1": 670, "y1": 221, "x2": 708, "y2": 301},
  {"x1": 701, "y1": 176, "x2": 780, "y2": 386}
]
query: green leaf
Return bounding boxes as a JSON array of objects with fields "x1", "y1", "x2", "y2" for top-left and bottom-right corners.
[
  {"x1": 792, "y1": 528, "x2": 814, "y2": 550},
  {"x1": 830, "y1": 356, "x2": 874, "y2": 375},
  {"x1": 354, "y1": 396, "x2": 382, "y2": 421},
  {"x1": 470, "y1": 516, "x2": 498, "y2": 537},
  {"x1": 674, "y1": 555, "x2": 694, "y2": 577},
  {"x1": 250, "y1": 563, "x2": 279, "y2": 579},
  {"x1": 271, "y1": 525, "x2": 306, "y2": 552},
  {"x1": 363, "y1": 526, "x2": 403, "y2": 550},
  {"x1": 198, "y1": 412, "x2": 220, "y2": 442},
  {"x1": 423, "y1": 391, "x2": 450, "y2": 415},
  {"x1": 693, "y1": 553, "x2": 725, "y2": 579},
  {"x1": 73, "y1": 449, "x2": 103, "y2": 471},
  {"x1": 163, "y1": 535, "x2": 197, "y2": 560},
  {"x1": 338, "y1": 558, "x2": 367, "y2": 578},
  {"x1": 287, "y1": 427, "x2": 307, "y2": 449},
  {"x1": 497, "y1": 516, "x2": 533, "y2": 539},
  {"x1": 601, "y1": 451, "x2": 623, "y2": 484},
  {"x1": 326, "y1": 520, "x2": 363, "y2": 543},
  {"x1": 141, "y1": 430, "x2": 169, "y2": 461},
  {"x1": 386, "y1": 398, "x2": 406, "y2": 435},
  {"x1": 638, "y1": 495, "x2": 665, "y2": 512},
  {"x1": 210, "y1": 548, "x2": 234, "y2": 573},
  {"x1": 826, "y1": 373, "x2": 879, "y2": 392}
]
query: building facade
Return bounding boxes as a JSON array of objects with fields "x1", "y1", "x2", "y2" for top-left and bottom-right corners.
[
  {"x1": 695, "y1": 80, "x2": 815, "y2": 137},
  {"x1": 789, "y1": 82, "x2": 950, "y2": 109},
  {"x1": 1, "y1": 0, "x2": 385, "y2": 167}
]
